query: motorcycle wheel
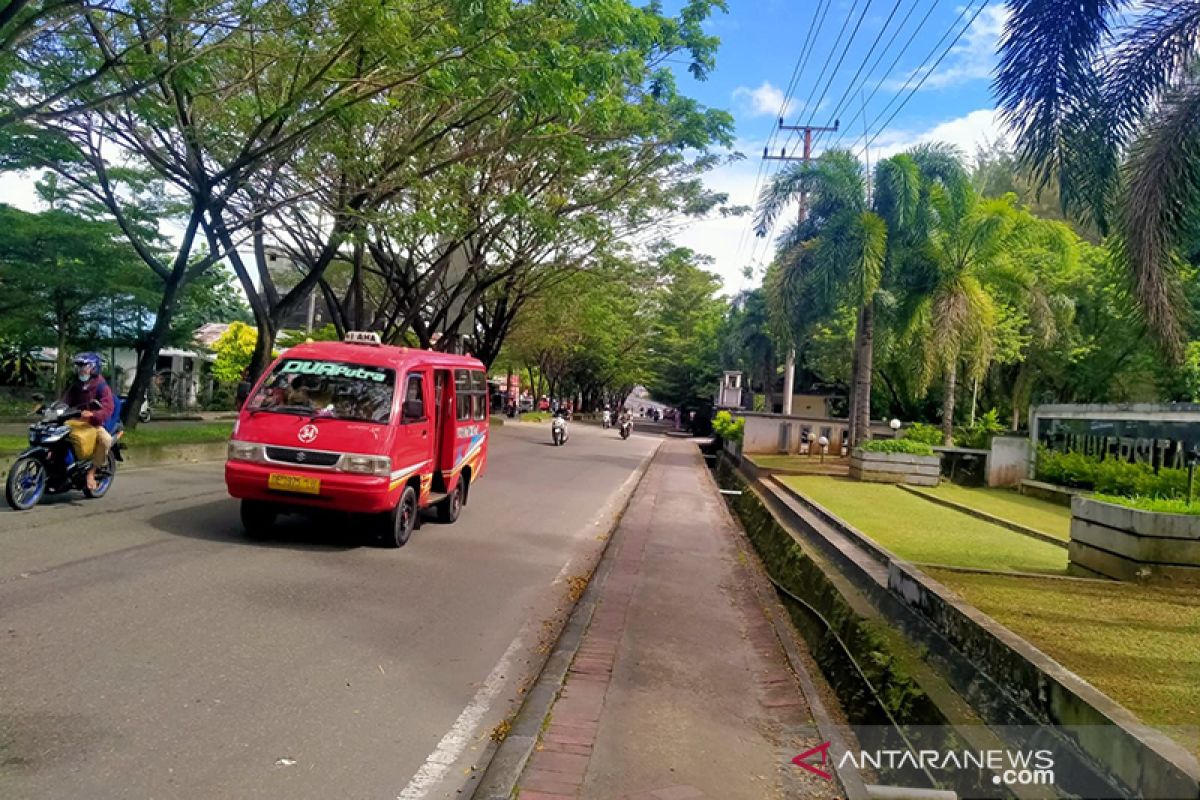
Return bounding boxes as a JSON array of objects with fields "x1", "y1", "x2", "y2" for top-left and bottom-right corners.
[
  {"x1": 83, "y1": 452, "x2": 117, "y2": 499},
  {"x1": 6, "y1": 456, "x2": 47, "y2": 511}
]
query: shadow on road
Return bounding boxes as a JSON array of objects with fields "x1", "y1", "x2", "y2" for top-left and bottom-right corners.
[{"x1": 148, "y1": 500, "x2": 363, "y2": 552}]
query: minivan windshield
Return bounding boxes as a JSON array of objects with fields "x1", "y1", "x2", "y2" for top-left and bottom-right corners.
[{"x1": 249, "y1": 359, "x2": 396, "y2": 423}]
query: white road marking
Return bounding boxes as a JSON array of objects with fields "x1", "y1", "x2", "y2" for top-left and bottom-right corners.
[
  {"x1": 395, "y1": 634, "x2": 525, "y2": 800},
  {"x1": 396, "y1": 438, "x2": 659, "y2": 799}
]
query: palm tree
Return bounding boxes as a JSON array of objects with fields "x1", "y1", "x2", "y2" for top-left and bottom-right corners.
[
  {"x1": 756, "y1": 150, "x2": 886, "y2": 446},
  {"x1": 905, "y1": 186, "x2": 1046, "y2": 445},
  {"x1": 995, "y1": 0, "x2": 1200, "y2": 358}
]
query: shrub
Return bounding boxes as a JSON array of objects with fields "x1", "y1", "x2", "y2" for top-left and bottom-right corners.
[
  {"x1": 861, "y1": 439, "x2": 935, "y2": 456},
  {"x1": 1035, "y1": 447, "x2": 1188, "y2": 498},
  {"x1": 712, "y1": 410, "x2": 745, "y2": 442},
  {"x1": 901, "y1": 422, "x2": 943, "y2": 446},
  {"x1": 954, "y1": 409, "x2": 1006, "y2": 449},
  {"x1": 520, "y1": 411, "x2": 552, "y2": 423},
  {"x1": 1092, "y1": 493, "x2": 1200, "y2": 515}
]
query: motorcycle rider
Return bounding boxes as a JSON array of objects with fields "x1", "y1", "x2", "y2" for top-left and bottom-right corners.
[
  {"x1": 62, "y1": 352, "x2": 115, "y2": 491},
  {"x1": 602, "y1": 404, "x2": 611, "y2": 429},
  {"x1": 618, "y1": 406, "x2": 633, "y2": 436}
]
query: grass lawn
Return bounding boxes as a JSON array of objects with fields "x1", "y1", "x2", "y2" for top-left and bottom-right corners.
[
  {"x1": 912, "y1": 484, "x2": 1071, "y2": 541},
  {"x1": 927, "y1": 568, "x2": 1200, "y2": 755},
  {"x1": 747, "y1": 453, "x2": 850, "y2": 475},
  {"x1": 779, "y1": 476, "x2": 1067, "y2": 574},
  {"x1": 0, "y1": 421, "x2": 233, "y2": 454}
]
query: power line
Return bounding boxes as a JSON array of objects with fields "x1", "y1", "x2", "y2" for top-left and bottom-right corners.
[
  {"x1": 808, "y1": 0, "x2": 910, "y2": 151},
  {"x1": 804, "y1": 0, "x2": 878, "y2": 134},
  {"x1": 826, "y1": 0, "x2": 940, "y2": 151},
  {"x1": 733, "y1": 0, "x2": 832, "y2": 281},
  {"x1": 855, "y1": 0, "x2": 989, "y2": 156}
]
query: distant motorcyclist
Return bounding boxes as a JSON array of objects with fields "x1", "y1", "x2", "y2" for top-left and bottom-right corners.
[
  {"x1": 602, "y1": 405, "x2": 612, "y2": 429},
  {"x1": 61, "y1": 352, "x2": 115, "y2": 491},
  {"x1": 617, "y1": 407, "x2": 633, "y2": 439}
]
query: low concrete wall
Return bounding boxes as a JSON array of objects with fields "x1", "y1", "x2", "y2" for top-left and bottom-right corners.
[
  {"x1": 769, "y1": 474, "x2": 1200, "y2": 799},
  {"x1": 987, "y1": 437, "x2": 1029, "y2": 487},
  {"x1": 742, "y1": 412, "x2": 849, "y2": 455},
  {"x1": 849, "y1": 449, "x2": 940, "y2": 486},
  {"x1": 1020, "y1": 478, "x2": 1081, "y2": 507},
  {"x1": 1, "y1": 441, "x2": 228, "y2": 477},
  {"x1": 1070, "y1": 496, "x2": 1200, "y2": 585},
  {"x1": 889, "y1": 562, "x2": 1200, "y2": 800}
]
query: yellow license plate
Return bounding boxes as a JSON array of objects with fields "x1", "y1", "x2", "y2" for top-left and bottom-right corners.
[{"x1": 268, "y1": 473, "x2": 321, "y2": 495}]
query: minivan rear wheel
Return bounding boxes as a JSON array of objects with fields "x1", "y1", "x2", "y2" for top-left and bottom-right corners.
[{"x1": 437, "y1": 480, "x2": 463, "y2": 524}]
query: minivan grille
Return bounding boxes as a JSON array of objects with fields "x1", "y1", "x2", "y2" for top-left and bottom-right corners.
[{"x1": 265, "y1": 447, "x2": 340, "y2": 467}]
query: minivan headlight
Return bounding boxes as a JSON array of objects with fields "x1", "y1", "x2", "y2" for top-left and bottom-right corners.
[
  {"x1": 337, "y1": 454, "x2": 391, "y2": 476},
  {"x1": 228, "y1": 440, "x2": 263, "y2": 462}
]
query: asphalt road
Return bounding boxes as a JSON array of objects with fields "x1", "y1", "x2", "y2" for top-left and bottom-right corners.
[{"x1": 0, "y1": 422, "x2": 659, "y2": 800}]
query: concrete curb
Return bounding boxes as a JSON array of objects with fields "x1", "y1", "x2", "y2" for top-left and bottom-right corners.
[
  {"x1": 897, "y1": 484, "x2": 1069, "y2": 549},
  {"x1": 1, "y1": 440, "x2": 228, "y2": 478},
  {"x1": 469, "y1": 440, "x2": 662, "y2": 800}
]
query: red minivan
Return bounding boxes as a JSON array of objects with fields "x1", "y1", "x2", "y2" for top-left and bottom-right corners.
[{"x1": 224, "y1": 333, "x2": 489, "y2": 547}]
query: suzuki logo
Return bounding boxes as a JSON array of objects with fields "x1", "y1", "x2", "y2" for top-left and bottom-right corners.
[
  {"x1": 298, "y1": 424, "x2": 318, "y2": 444},
  {"x1": 793, "y1": 742, "x2": 833, "y2": 781},
  {"x1": 295, "y1": 451, "x2": 307, "y2": 462}
]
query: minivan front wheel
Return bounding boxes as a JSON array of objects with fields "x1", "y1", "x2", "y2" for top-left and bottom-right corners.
[{"x1": 379, "y1": 485, "x2": 417, "y2": 548}]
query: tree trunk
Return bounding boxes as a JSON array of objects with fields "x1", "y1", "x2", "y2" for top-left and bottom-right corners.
[
  {"x1": 942, "y1": 359, "x2": 958, "y2": 447},
  {"x1": 122, "y1": 276, "x2": 184, "y2": 430},
  {"x1": 55, "y1": 326, "x2": 68, "y2": 393},
  {"x1": 853, "y1": 302, "x2": 874, "y2": 447},
  {"x1": 248, "y1": 322, "x2": 277, "y2": 383},
  {"x1": 969, "y1": 376, "x2": 979, "y2": 425},
  {"x1": 847, "y1": 328, "x2": 860, "y2": 447}
]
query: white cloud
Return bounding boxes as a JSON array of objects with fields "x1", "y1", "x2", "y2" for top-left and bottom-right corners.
[
  {"x1": 887, "y1": 3, "x2": 1009, "y2": 92},
  {"x1": 869, "y1": 107, "x2": 1005, "y2": 160},
  {"x1": 732, "y1": 81, "x2": 798, "y2": 119}
]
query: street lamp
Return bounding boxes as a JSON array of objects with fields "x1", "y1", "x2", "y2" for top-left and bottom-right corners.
[
  {"x1": 818, "y1": 435, "x2": 829, "y2": 463},
  {"x1": 890, "y1": 418, "x2": 902, "y2": 436}
]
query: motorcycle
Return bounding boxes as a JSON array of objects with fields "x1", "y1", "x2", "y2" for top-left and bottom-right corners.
[
  {"x1": 551, "y1": 413, "x2": 569, "y2": 446},
  {"x1": 619, "y1": 418, "x2": 632, "y2": 440},
  {"x1": 601, "y1": 410, "x2": 611, "y2": 429},
  {"x1": 4, "y1": 396, "x2": 125, "y2": 511},
  {"x1": 121, "y1": 394, "x2": 152, "y2": 423}
]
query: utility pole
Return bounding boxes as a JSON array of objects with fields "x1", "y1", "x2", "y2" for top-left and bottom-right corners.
[{"x1": 761, "y1": 119, "x2": 838, "y2": 416}]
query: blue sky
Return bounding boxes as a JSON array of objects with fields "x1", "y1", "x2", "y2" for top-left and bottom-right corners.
[{"x1": 666, "y1": 0, "x2": 1011, "y2": 292}]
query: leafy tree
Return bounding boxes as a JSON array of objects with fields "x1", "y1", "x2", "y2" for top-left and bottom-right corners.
[
  {"x1": 645, "y1": 246, "x2": 725, "y2": 417},
  {"x1": 995, "y1": 0, "x2": 1200, "y2": 357},
  {"x1": 210, "y1": 322, "x2": 259, "y2": 384},
  {"x1": 0, "y1": 203, "x2": 147, "y2": 386}
]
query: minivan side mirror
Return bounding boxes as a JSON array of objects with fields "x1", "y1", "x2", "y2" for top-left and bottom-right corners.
[{"x1": 402, "y1": 400, "x2": 424, "y2": 423}]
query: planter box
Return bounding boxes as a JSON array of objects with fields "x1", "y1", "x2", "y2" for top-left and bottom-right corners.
[
  {"x1": 849, "y1": 449, "x2": 940, "y2": 487},
  {"x1": 1070, "y1": 496, "x2": 1200, "y2": 585}
]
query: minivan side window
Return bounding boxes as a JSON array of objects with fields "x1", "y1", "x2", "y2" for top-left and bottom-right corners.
[
  {"x1": 403, "y1": 374, "x2": 426, "y2": 422},
  {"x1": 472, "y1": 371, "x2": 487, "y2": 420},
  {"x1": 455, "y1": 369, "x2": 471, "y2": 421}
]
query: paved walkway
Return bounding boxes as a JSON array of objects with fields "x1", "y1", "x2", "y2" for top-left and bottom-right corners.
[{"x1": 516, "y1": 440, "x2": 840, "y2": 800}]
